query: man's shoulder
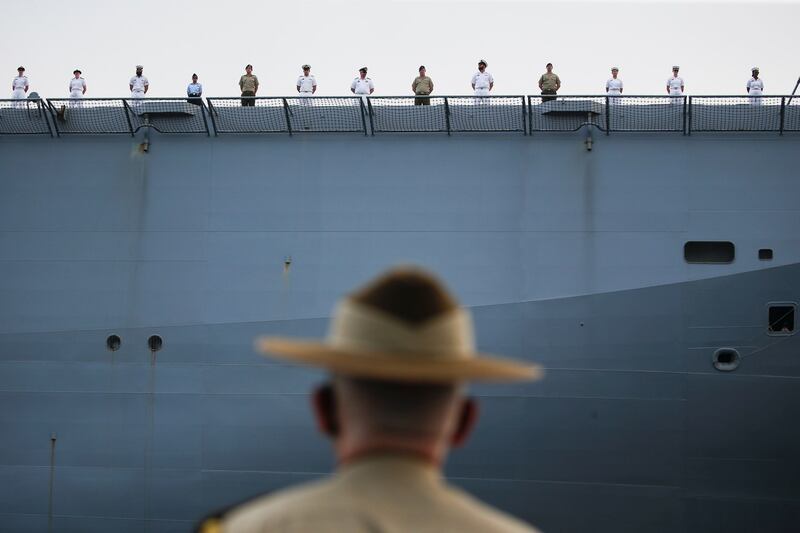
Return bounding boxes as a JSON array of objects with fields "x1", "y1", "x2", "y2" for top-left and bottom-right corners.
[
  {"x1": 221, "y1": 477, "x2": 346, "y2": 532},
  {"x1": 439, "y1": 483, "x2": 542, "y2": 533}
]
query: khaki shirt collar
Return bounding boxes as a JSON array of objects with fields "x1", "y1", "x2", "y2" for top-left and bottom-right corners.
[{"x1": 336, "y1": 453, "x2": 442, "y2": 486}]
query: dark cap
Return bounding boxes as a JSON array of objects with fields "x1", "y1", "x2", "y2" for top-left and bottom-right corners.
[
  {"x1": 192, "y1": 73, "x2": 198, "y2": 78},
  {"x1": 17, "y1": 66, "x2": 25, "y2": 71},
  {"x1": 359, "y1": 67, "x2": 368, "y2": 73},
  {"x1": 73, "y1": 69, "x2": 82, "y2": 74},
  {"x1": 419, "y1": 65, "x2": 426, "y2": 71}
]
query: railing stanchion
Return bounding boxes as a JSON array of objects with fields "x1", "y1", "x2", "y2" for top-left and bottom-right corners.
[
  {"x1": 444, "y1": 97, "x2": 451, "y2": 136},
  {"x1": 605, "y1": 96, "x2": 610, "y2": 135},
  {"x1": 682, "y1": 96, "x2": 687, "y2": 135},
  {"x1": 687, "y1": 96, "x2": 692, "y2": 136},
  {"x1": 282, "y1": 98, "x2": 292, "y2": 136},
  {"x1": 521, "y1": 96, "x2": 527, "y2": 136},
  {"x1": 41, "y1": 100, "x2": 55, "y2": 138},
  {"x1": 367, "y1": 98, "x2": 375, "y2": 136},
  {"x1": 779, "y1": 97, "x2": 785, "y2": 136},
  {"x1": 199, "y1": 101, "x2": 210, "y2": 137},
  {"x1": 358, "y1": 98, "x2": 368, "y2": 136},
  {"x1": 207, "y1": 99, "x2": 220, "y2": 137},
  {"x1": 121, "y1": 100, "x2": 135, "y2": 137},
  {"x1": 527, "y1": 96, "x2": 533, "y2": 136}
]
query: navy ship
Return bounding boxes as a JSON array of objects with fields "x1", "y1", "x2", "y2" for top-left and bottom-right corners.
[{"x1": 0, "y1": 94, "x2": 798, "y2": 532}]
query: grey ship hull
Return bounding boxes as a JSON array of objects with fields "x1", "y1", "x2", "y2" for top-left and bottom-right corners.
[{"x1": 1, "y1": 131, "x2": 799, "y2": 532}]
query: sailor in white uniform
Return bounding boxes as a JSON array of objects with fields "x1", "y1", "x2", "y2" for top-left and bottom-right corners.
[
  {"x1": 12, "y1": 66, "x2": 29, "y2": 107},
  {"x1": 69, "y1": 69, "x2": 87, "y2": 107},
  {"x1": 747, "y1": 67, "x2": 764, "y2": 105},
  {"x1": 129, "y1": 65, "x2": 149, "y2": 100},
  {"x1": 296, "y1": 64, "x2": 317, "y2": 98},
  {"x1": 350, "y1": 67, "x2": 374, "y2": 104},
  {"x1": 187, "y1": 73, "x2": 202, "y2": 106},
  {"x1": 666, "y1": 65, "x2": 684, "y2": 104},
  {"x1": 605, "y1": 66, "x2": 623, "y2": 105},
  {"x1": 471, "y1": 59, "x2": 493, "y2": 101}
]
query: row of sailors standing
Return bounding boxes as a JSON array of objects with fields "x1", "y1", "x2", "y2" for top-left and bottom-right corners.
[
  {"x1": 604, "y1": 65, "x2": 683, "y2": 104},
  {"x1": 11, "y1": 64, "x2": 768, "y2": 104}
]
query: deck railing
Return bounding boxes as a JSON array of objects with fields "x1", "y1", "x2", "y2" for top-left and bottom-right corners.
[
  {"x1": 0, "y1": 99, "x2": 53, "y2": 135},
  {"x1": 1, "y1": 95, "x2": 798, "y2": 136},
  {"x1": 44, "y1": 98, "x2": 209, "y2": 136}
]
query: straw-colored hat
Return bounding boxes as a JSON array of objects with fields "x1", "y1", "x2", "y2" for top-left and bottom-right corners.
[{"x1": 257, "y1": 268, "x2": 542, "y2": 383}]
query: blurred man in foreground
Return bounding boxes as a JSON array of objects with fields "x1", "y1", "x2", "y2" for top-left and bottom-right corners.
[{"x1": 213, "y1": 266, "x2": 543, "y2": 533}]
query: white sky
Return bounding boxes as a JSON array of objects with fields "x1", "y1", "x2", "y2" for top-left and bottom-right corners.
[{"x1": 3, "y1": 0, "x2": 799, "y2": 98}]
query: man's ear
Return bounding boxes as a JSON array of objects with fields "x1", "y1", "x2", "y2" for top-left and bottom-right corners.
[
  {"x1": 312, "y1": 383, "x2": 339, "y2": 438},
  {"x1": 450, "y1": 397, "x2": 478, "y2": 448}
]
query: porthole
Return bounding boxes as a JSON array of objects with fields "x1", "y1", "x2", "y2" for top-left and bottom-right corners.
[
  {"x1": 712, "y1": 348, "x2": 740, "y2": 372},
  {"x1": 768, "y1": 304, "x2": 795, "y2": 335},
  {"x1": 147, "y1": 335, "x2": 163, "y2": 352},
  {"x1": 684, "y1": 241, "x2": 735, "y2": 264},
  {"x1": 106, "y1": 335, "x2": 121, "y2": 352},
  {"x1": 758, "y1": 249, "x2": 773, "y2": 260}
]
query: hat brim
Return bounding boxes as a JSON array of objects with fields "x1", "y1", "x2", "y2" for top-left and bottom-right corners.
[{"x1": 258, "y1": 337, "x2": 543, "y2": 383}]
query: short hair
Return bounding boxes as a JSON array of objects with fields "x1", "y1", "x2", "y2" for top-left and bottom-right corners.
[
  {"x1": 245, "y1": 64, "x2": 253, "y2": 69},
  {"x1": 335, "y1": 376, "x2": 460, "y2": 436},
  {"x1": 192, "y1": 73, "x2": 198, "y2": 77},
  {"x1": 546, "y1": 62, "x2": 553, "y2": 67},
  {"x1": 349, "y1": 267, "x2": 458, "y2": 325}
]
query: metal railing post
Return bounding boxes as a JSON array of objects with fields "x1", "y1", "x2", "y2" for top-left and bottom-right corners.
[
  {"x1": 687, "y1": 96, "x2": 692, "y2": 136},
  {"x1": 199, "y1": 101, "x2": 210, "y2": 137},
  {"x1": 527, "y1": 96, "x2": 533, "y2": 136},
  {"x1": 44, "y1": 100, "x2": 60, "y2": 137},
  {"x1": 282, "y1": 98, "x2": 293, "y2": 136},
  {"x1": 444, "y1": 97, "x2": 451, "y2": 135},
  {"x1": 206, "y1": 99, "x2": 220, "y2": 136},
  {"x1": 521, "y1": 96, "x2": 527, "y2": 136},
  {"x1": 605, "y1": 96, "x2": 610, "y2": 135},
  {"x1": 358, "y1": 98, "x2": 368, "y2": 136},
  {"x1": 366, "y1": 98, "x2": 375, "y2": 136},
  {"x1": 121, "y1": 100, "x2": 135, "y2": 137},
  {"x1": 682, "y1": 96, "x2": 687, "y2": 135},
  {"x1": 779, "y1": 96, "x2": 785, "y2": 136}
]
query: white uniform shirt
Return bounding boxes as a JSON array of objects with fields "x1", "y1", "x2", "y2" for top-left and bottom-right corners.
[
  {"x1": 12, "y1": 76, "x2": 28, "y2": 90},
  {"x1": 297, "y1": 75, "x2": 316, "y2": 93},
  {"x1": 130, "y1": 75, "x2": 149, "y2": 92},
  {"x1": 606, "y1": 77, "x2": 623, "y2": 94},
  {"x1": 187, "y1": 82, "x2": 202, "y2": 96},
  {"x1": 667, "y1": 76, "x2": 684, "y2": 95},
  {"x1": 747, "y1": 77, "x2": 764, "y2": 93},
  {"x1": 70, "y1": 78, "x2": 86, "y2": 94},
  {"x1": 471, "y1": 71, "x2": 493, "y2": 90},
  {"x1": 351, "y1": 77, "x2": 374, "y2": 95}
]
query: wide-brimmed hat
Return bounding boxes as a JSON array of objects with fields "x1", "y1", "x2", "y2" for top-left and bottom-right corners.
[{"x1": 257, "y1": 268, "x2": 542, "y2": 383}]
